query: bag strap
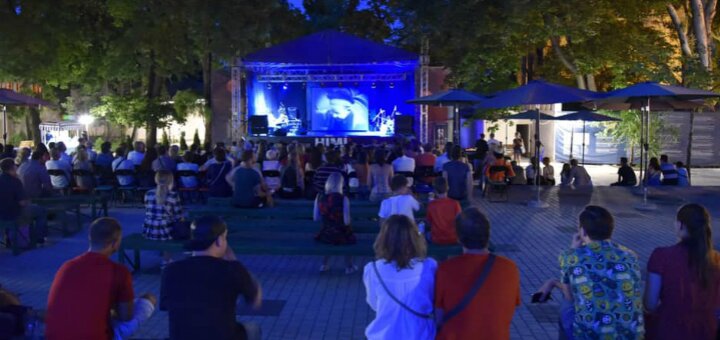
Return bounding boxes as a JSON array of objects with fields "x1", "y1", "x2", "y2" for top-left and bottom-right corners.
[
  {"x1": 372, "y1": 260, "x2": 433, "y2": 319},
  {"x1": 208, "y1": 162, "x2": 228, "y2": 186},
  {"x1": 441, "y1": 254, "x2": 496, "y2": 324}
]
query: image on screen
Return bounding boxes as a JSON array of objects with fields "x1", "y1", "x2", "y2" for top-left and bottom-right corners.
[{"x1": 310, "y1": 88, "x2": 369, "y2": 132}]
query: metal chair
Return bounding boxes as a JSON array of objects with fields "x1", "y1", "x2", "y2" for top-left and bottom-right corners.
[{"x1": 486, "y1": 166, "x2": 509, "y2": 202}]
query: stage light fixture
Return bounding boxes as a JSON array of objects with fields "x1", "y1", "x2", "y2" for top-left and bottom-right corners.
[
  {"x1": 266, "y1": 83, "x2": 272, "y2": 89},
  {"x1": 389, "y1": 82, "x2": 395, "y2": 89},
  {"x1": 282, "y1": 83, "x2": 288, "y2": 90},
  {"x1": 371, "y1": 82, "x2": 377, "y2": 89},
  {"x1": 338, "y1": 82, "x2": 343, "y2": 87}
]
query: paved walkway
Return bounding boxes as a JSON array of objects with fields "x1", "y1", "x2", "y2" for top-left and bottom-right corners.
[{"x1": 2, "y1": 185, "x2": 720, "y2": 339}]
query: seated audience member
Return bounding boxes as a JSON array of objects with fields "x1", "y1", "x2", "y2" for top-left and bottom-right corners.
[
  {"x1": 45, "y1": 217, "x2": 157, "y2": 340},
  {"x1": 176, "y1": 152, "x2": 200, "y2": 189},
  {"x1": 72, "y1": 148, "x2": 95, "y2": 190},
  {"x1": 280, "y1": 151, "x2": 304, "y2": 199},
  {"x1": 537, "y1": 206, "x2": 643, "y2": 339},
  {"x1": 509, "y1": 160, "x2": 525, "y2": 185},
  {"x1": 369, "y1": 150, "x2": 393, "y2": 203},
  {"x1": 434, "y1": 142, "x2": 453, "y2": 172},
  {"x1": 143, "y1": 171, "x2": 186, "y2": 267},
  {"x1": 18, "y1": 147, "x2": 53, "y2": 199},
  {"x1": 646, "y1": 157, "x2": 662, "y2": 186},
  {"x1": 525, "y1": 157, "x2": 539, "y2": 185},
  {"x1": 169, "y1": 145, "x2": 183, "y2": 164},
  {"x1": 76, "y1": 137, "x2": 96, "y2": 161},
  {"x1": 659, "y1": 154, "x2": 679, "y2": 185},
  {"x1": 486, "y1": 152, "x2": 515, "y2": 183},
  {"x1": 611, "y1": 157, "x2": 637, "y2": 186},
  {"x1": 363, "y1": 215, "x2": 436, "y2": 340},
  {"x1": 392, "y1": 145, "x2": 416, "y2": 177},
  {"x1": 559, "y1": 163, "x2": 572, "y2": 186},
  {"x1": 425, "y1": 177, "x2": 461, "y2": 245},
  {"x1": 675, "y1": 161, "x2": 690, "y2": 186},
  {"x1": 415, "y1": 143, "x2": 437, "y2": 185},
  {"x1": 443, "y1": 145, "x2": 473, "y2": 201},
  {"x1": 46, "y1": 148, "x2": 72, "y2": 189},
  {"x1": 205, "y1": 148, "x2": 233, "y2": 197},
  {"x1": 378, "y1": 175, "x2": 420, "y2": 223},
  {"x1": 227, "y1": 150, "x2": 273, "y2": 208},
  {"x1": 14, "y1": 147, "x2": 30, "y2": 167},
  {"x1": 127, "y1": 141, "x2": 145, "y2": 166},
  {"x1": 644, "y1": 204, "x2": 720, "y2": 339},
  {"x1": 434, "y1": 208, "x2": 520, "y2": 339},
  {"x1": 541, "y1": 157, "x2": 555, "y2": 185},
  {"x1": 95, "y1": 142, "x2": 114, "y2": 170},
  {"x1": 0, "y1": 158, "x2": 48, "y2": 244},
  {"x1": 152, "y1": 145, "x2": 176, "y2": 172},
  {"x1": 314, "y1": 172, "x2": 357, "y2": 274},
  {"x1": 262, "y1": 149, "x2": 282, "y2": 192},
  {"x1": 350, "y1": 149, "x2": 369, "y2": 193},
  {"x1": 161, "y1": 215, "x2": 262, "y2": 340},
  {"x1": 1, "y1": 144, "x2": 15, "y2": 159},
  {"x1": 137, "y1": 147, "x2": 158, "y2": 187},
  {"x1": 112, "y1": 148, "x2": 136, "y2": 187},
  {"x1": 569, "y1": 159, "x2": 592, "y2": 187},
  {"x1": 55, "y1": 142, "x2": 72, "y2": 164},
  {"x1": 313, "y1": 150, "x2": 344, "y2": 195}
]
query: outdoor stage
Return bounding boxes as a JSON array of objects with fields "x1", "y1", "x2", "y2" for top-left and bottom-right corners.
[{"x1": 238, "y1": 30, "x2": 420, "y2": 146}]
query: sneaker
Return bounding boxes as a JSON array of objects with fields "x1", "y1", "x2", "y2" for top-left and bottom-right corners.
[
  {"x1": 345, "y1": 265, "x2": 359, "y2": 275},
  {"x1": 319, "y1": 264, "x2": 330, "y2": 273}
]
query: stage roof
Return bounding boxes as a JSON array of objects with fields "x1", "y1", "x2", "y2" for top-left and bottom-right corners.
[{"x1": 243, "y1": 30, "x2": 418, "y2": 67}]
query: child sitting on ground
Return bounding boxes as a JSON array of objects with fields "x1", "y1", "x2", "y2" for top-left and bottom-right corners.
[
  {"x1": 425, "y1": 177, "x2": 462, "y2": 244},
  {"x1": 378, "y1": 175, "x2": 420, "y2": 223}
]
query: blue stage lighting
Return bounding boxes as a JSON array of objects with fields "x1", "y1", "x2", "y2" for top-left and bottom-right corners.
[{"x1": 282, "y1": 83, "x2": 289, "y2": 90}]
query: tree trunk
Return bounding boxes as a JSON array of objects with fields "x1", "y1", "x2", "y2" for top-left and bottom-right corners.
[
  {"x1": 585, "y1": 74, "x2": 597, "y2": 91},
  {"x1": 686, "y1": 112, "x2": 694, "y2": 183},
  {"x1": 667, "y1": 4, "x2": 694, "y2": 57},
  {"x1": 29, "y1": 107, "x2": 41, "y2": 146},
  {"x1": 705, "y1": 0, "x2": 717, "y2": 58},
  {"x1": 202, "y1": 52, "x2": 213, "y2": 146},
  {"x1": 690, "y1": 0, "x2": 711, "y2": 70},
  {"x1": 24, "y1": 111, "x2": 32, "y2": 140},
  {"x1": 145, "y1": 51, "x2": 162, "y2": 147},
  {"x1": 549, "y1": 36, "x2": 586, "y2": 89}
]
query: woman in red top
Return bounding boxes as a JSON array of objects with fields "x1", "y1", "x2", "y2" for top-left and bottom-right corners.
[{"x1": 644, "y1": 203, "x2": 720, "y2": 339}]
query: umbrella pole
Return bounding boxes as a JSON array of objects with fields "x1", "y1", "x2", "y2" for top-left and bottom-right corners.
[
  {"x1": 582, "y1": 121, "x2": 586, "y2": 165},
  {"x1": 636, "y1": 97, "x2": 657, "y2": 211},
  {"x1": 2, "y1": 105, "x2": 6, "y2": 145},
  {"x1": 569, "y1": 121, "x2": 574, "y2": 160},
  {"x1": 529, "y1": 109, "x2": 547, "y2": 208}
]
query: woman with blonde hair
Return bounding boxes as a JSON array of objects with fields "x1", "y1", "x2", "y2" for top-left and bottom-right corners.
[
  {"x1": 279, "y1": 150, "x2": 305, "y2": 199},
  {"x1": 314, "y1": 172, "x2": 356, "y2": 273},
  {"x1": 363, "y1": 214, "x2": 437, "y2": 339},
  {"x1": 72, "y1": 148, "x2": 95, "y2": 190},
  {"x1": 14, "y1": 147, "x2": 30, "y2": 166},
  {"x1": 143, "y1": 170, "x2": 186, "y2": 266}
]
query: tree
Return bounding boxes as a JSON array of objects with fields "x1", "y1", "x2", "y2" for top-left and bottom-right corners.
[
  {"x1": 180, "y1": 131, "x2": 188, "y2": 150},
  {"x1": 193, "y1": 129, "x2": 201, "y2": 148},
  {"x1": 161, "y1": 130, "x2": 170, "y2": 147}
]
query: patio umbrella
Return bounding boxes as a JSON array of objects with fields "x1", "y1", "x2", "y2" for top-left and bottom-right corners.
[
  {"x1": 0, "y1": 89, "x2": 53, "y2": 145},
  {"x1": 407, "y1": 89, "x2": 485, "y2": 144},
  {"x1": 477, "y1": 80, "x2": 600, "y2": 208},
  {"x1": 553, "y1": 110, "x2": 620, "y2": 164},
  {"x1": 593, "y1": 81, "x2": 719, "y2": 210}
]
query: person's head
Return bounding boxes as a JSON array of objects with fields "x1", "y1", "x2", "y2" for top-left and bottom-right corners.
[
  {"x1": 15, "y1": 147, "x2": 30, "y2": 165},
  {"x1": 355, "y1": 149, "x2": 368, "y2": 164},
  {"x1": 649, "y1": 157, "x2": 660, "y2": 169},
  {"x1": 374, "y1": 149, "x2": 386, "y2": 165},
  {"x1": 373, "y1": 215, "x2": 426, "y2": 269},
  {"x1": 78, "y1": 137, "x2": 87, "y2": 146},
  {"x1": 265, "y1": 149, "x2": 278, "y2": 161},
  {"x1": 433, "y1": 176, "x2": 448, "y2": 196},
  {"x1": 0, "y1": 158, "x2": 17, "y2": 176},
  {"x1": 561, "y1": 163, "x2": 571, "y2": 173},
  {"x1": 140, "y1": 146, "x2": 158, "y2": 170},
  {"x1": 480, "y1": 133, "x2": 486, "y2": 140},
  {"x1": 88, "y1": 217, "x2": 123, "y2": 254},
  {"x1": 676, "y1": 203, "x2": 718, "y2": 288},
  {"x1": 444, "y1": 142, "x2": 453, "y2": 154},
  {"x1": 156, "y1": 144, "x2": 167, "y2": 156},
  {"x1": 423, "y1": 143, "x2": 433, "y2": 154},
  {"x1": 494, "y1": 151, "x2": 504, "y2": 160},
  {"x1": 169, "y1": 145, "x2": 180, "y2": 157},
  {"x1": 183, "y1": 150, "x2": 195, "y2": 163},
  {"x1": 56, "y1": 142, "x2": 67, "y2": 153},
  {"x1": 154, "y1": 170, "x2": 174, "y2": 205},
  {"x1": 325, "y1": 149, "x2": 340, "y2": 165},
  {"x1": 134, "y1": 141, "x2": 144, "y2": 152},
  {"x1": 620, "y1": 157, "x2": 628, "y2": 166},
  {"x1": 530, "y1": 157, "x2": 538, "y2": 166},
  {"x1": 570, "y1": 159, "x2": 579, "y2": 167},
  {"x1": 676, "y1": 161, "x2": 685, "y2": 168},
  {"x1": 542, "y1": 157, "x2": 550, "y2": 166},
  {"x1": 455, "y1": 207, "x2": 491, "y2": 250},
  {"x1": 241, "y1": 150, "x2": 255, "y2": 166},
  {"x1": 50, "y1": 148, "x2": 62, "y2": 161},
  {"x1": 660, "y1": 154, "x2": 669, "y2": 163},
  {"x1": 184, "y1": 215, "x2": 229, "y2": 257},
  {"x1": 324, "y1": 172, "x2": 344, "y2": 194},
  {"x1": 115, "y1": 146, "x2": 126, "y2": 159},
  {"x1": 213, "y1": 147, "x2": 227, "y2": 162},
  {"x1": 390, "y1": 174, "x2": 409, "y2": 193},
  {"x1": 101, "y1": 141, "x2": 112, "y2": 154},
  {"x1": 510, "y1": 160, "x2": 518, "y2": 167},
  {"x1": 578, "y1": 205, "x2": 614, "y2": 242},
  {"x1": 47, "y1": 142, "x2": 55, "y2": 150},
  {"x1": 489, "y1": 133, "x2": 495, "y2": 139},
  {"x1": 515, "y1": 131, "x2": 521, "y2": 138},
  {"x1": 450, "y1": 145, "x2": 462, "y2": 161},
  {"x1": 75, "y1": 148, "x2": 89, "y2": 163}
]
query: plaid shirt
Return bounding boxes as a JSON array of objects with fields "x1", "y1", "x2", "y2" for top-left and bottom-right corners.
[{"x1": 143, "y1": 189, "x2": 185, "y2": 228}]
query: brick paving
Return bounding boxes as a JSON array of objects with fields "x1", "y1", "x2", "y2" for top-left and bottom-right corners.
[{"x1": 2, "y1": 184, "x2": 720, "y2": 339}]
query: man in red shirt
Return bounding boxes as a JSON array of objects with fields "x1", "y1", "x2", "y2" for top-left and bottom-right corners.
[
  {"x1": 414, "y1": 143, "x2": 437, "y2": 184},
  {"x1": 434, "y1": 207, "x2": 520, "y2": 340},
  {"x1": 45, "y1": 218, "x2": 156, "y2": 340},
  {"x1": 426, "y1": 177, "x2": 461, "y2": 244}
]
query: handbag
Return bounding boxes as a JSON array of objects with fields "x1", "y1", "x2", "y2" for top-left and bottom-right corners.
[{"x1": 372, "y1": 260, "x2": 434, "y2": 319}]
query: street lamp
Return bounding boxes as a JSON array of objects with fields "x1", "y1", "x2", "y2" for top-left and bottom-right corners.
[{"x1": 78, "y1": 114, "x2": 94, "y2": 135}]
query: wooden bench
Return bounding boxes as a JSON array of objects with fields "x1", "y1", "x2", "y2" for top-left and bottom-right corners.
[
  {"x1": 222, "y1": 219, "x2": 379, "y2": 234},
  {"x1": 118, "y1": 232, "x2": 463, "y2": 272},
  {"x1": 34, "y1": 194, "x2": 109, "y2": 219}
]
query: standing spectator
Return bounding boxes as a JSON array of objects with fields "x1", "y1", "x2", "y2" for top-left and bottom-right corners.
[
  {"x1": 128, "y1": 141, "x2": 146, "y2": 166},
  {"x1": 0, "y1": 158, "x2": 47, "y2": 244},
  {"x1": 443, "y1": 145, "x2": 473, "y2": 201},
  {"x1": 152, "y1": 145, "x2": 176, "y2": 172},
  {"x1": 435, "y1": 208, "x2": 520, "y2": 339},
  {"x1": 559, "y1": 163, "x2": 572, "y2": 186},
  {"x1": 279, "y1": 150, "x2": 304, "y2": 199},
  {"x1": 512, "y1": 132, "x2": 524, "y2": 162},
  {"x1": 45, "y1": 218, "x2": 157, "y2": 340},
  {"x1": 537, "y1": 206, "x2": 644, "y2": 338},
  {"x1": 487, "y1": 133, "x2": 500, "y2": 150},
  {"x1": 675, "y1": 161, "x2": 690, "y2": 186},
  {"x1": 161, "y1": 215, "x2": 262, "y2": 340},
  {"x1": 205, "y1": 148, "x2": 233, "y2": 198},
  {"x1": 112, "y1": 148, "x2": 136, "y2": 187},
  {"x1": 143, "y1": 170, "x2": 186, "y2": 267},
  {"x1": 541, "y1": 157, "x2": 555, "y2": 185},
  {"x1": 473, "y1": 134, "x2": 489, "y2": 178},
  {"x1": 46, "y1": 148, "x2": 72, "y2": 189},
  {"x1": 314, "y1": 172, "x2": 357, "y2": 274},
  {"x1": 176, "y1": 152, "x2": 200, "y2": 189},
  {"x1": 363, "y1": 215, "x2": 436, "y2": 340},
  {"x1": 569, "y1": 159, "x2": 593, "y2": 187},
  {"x1": 659, "y1": 154, "x2": 679, "y2": 185},
  {"x1": 378, "y1": 175, "x2": 420, "y2": 223},
  {"x1": 525, "y1": 157, "x2": 539, "y2": 185},
  {"x1": 434, "y1": 142, "x2": 453, "y2": 173},
  {"x1": 226, "y1": 150, "x2": 273, "y2": 208},
  {"x1": 646, "y1": 157, "x2": 662, "y2": 186},
  {"x1": 72, "y1": 148, "x2": 95, "y2": 190},
  {"x1": 56, "y1": 142, "x2": 72, "y2": 164},
  {"x1": 18, "y1": 147, "x2": 53, "y2": 198},
  {"x1": 312, "y1": 149, "x2": 344, "y2": 195},
  {"x1": 644, "y1": 204, "x2": 720, "y2": 339},
  {"x1": 425, "y1": 177, "x2": 461, "y2": 245},
  {"x1": 611, "y1": 157, "x2": 637, "y2": 186},
  {"x1": 95, "y1": 142, "x2": 114, "y2": 170}
]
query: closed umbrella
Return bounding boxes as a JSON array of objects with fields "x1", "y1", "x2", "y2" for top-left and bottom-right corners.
[
  {"x1": 553, "y1": 110, "x2": 620, "y2": 164},
  {"x1": 0, "y1": 89, "x2": 53, "y2": 145},
  {"x1": 477, "y1": 80, "x2": 600, "y2": 208},
  {"x1": 407, "y1": 89, "x2": 485, "y2": 144}
]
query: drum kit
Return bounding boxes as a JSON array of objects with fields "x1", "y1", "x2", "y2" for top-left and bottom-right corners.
[{"x1": 372, "y1": 106, "x2": 396, "y2": 136}]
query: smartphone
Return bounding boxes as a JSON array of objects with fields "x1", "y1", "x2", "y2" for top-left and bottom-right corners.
[{"x1": 531, "y1": 292, "x2": 552, "y2": 303}]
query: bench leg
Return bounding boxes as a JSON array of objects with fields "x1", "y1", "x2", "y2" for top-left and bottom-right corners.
[
  {"x1": 75, "y1": 205, "x2": 82, "y2": 233},
  {"x1": 91, "y1": 201, "x2": 97, "y2": 219},
  {"x1": 134, "y1": 249, "x2": 141, "y2": 272}
]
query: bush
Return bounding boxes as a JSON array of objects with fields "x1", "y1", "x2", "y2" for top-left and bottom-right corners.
[
  {"x1": 93, "y1": 137, "x2": 105, "y2": 151},
  {"x1": 161, "y1": 130, "x2": 170, "y2": 147},
  {"x1": 193, "y1": 129, "x2": 201, "y2": 147},
  {"x1": 180, "y1": 131, "x2": 188, "y2": 150}
]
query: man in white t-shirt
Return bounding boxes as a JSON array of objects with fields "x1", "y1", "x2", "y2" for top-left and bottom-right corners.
[
  {"x1": 378, "y1": 175, "x2": 420, "y2": 223},
  {"x1": 127, "y1": 141, "x2": 145, "y2": 166},
  {"x1": 112, "y1": 149, "x2": 137, "y2": 186},
  {"x1": 392, "y1": 146, "x2": 416, "y2": 186},
  {"x1": 46, "y1": 148, "x2": 72, "y2": 189},
  {"x1": 487, "y1": 133, "x2": 500, "y2": 149},
  {"x1": 176, "y1": 152, "x2": 200, "y2": 188}
]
